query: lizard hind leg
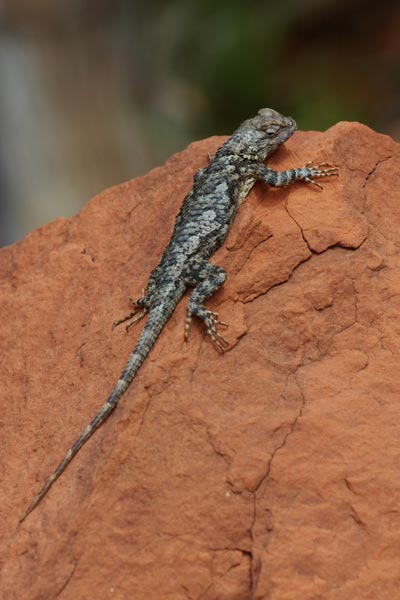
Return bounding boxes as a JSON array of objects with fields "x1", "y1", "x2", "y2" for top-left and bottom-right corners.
[
  {"x1": 184, "y1": 262, "x2": 228, "y2": 352},
  {"x1": 112, "y1": 289, "x2": 149, "y2": 331}
]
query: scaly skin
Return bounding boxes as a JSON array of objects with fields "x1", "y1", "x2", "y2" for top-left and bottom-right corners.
[{"x1": 20, "y1": 108, "x2": 337, "y2": 522}]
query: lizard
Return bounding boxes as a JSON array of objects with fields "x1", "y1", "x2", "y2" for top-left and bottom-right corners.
[{"x1": 19, "y1": 108, "x2": 338, "y2": 522}]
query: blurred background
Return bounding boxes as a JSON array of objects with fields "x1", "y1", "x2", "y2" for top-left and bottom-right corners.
[{"x1": 0, "y1": 0, "x2": 399, "y2": 246}]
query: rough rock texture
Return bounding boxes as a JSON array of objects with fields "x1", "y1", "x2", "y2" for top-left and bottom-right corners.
[{"x1": 1, "y1": 121, "x2": 400, "y2": 600}]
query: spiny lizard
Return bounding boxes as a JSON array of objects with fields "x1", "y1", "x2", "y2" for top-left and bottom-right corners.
[{"x1": 20, "y1": 108, "x2": 337, "y2": 522}]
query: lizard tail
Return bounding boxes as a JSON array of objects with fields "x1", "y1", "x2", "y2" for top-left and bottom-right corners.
[{"x1": 19, "y1": 298, "x2": 178, "y2": 522}]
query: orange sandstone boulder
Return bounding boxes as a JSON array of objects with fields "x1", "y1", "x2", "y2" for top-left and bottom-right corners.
[{"x1": 1, "y1": 121, "x2": 399, "y2": 599}]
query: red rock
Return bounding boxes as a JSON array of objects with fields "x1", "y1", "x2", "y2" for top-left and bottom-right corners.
[{"x1": 1, "y1": 122, "x2": 399, "y2": 599}]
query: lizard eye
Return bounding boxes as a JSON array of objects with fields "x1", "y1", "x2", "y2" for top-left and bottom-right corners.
[{"x1": 265, "y1": 125, "x2": 281, "y2": 136}]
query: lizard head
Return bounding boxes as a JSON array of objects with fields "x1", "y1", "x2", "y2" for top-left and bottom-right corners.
[{"x1": 235, "y1": 108, "x2": 297, "y2": 160}]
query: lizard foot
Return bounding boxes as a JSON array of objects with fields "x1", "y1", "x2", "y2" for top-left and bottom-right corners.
[
  {"x1": 302, "y1": 161, "x2": 339, "y2": 190},
  {"x1": 185, "y1": 308, "x2": 228, "y2": 353},
  {"x1": 112, "y1": 292, "x2": 148, "y2": 331}
]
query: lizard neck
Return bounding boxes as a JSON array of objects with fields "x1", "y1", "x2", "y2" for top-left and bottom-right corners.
[{"x1": 216, "y1": 131, "x2": 278, "y2": 163}]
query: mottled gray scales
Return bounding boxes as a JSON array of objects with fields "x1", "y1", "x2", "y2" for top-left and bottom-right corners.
[{"x1": 20, "y1": 108, "x2": 338, "y2": 522}]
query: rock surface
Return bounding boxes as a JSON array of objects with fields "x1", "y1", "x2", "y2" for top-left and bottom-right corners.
[{"x1": 1, "y1": 121, "x2": 400, "y2": 599}]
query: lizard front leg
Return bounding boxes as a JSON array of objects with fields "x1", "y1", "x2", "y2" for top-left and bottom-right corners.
[
  {"x1": 184, "y1": 261, "x2": 228, "y2": 352},
  {"x1": 241, "y1": 161, "x2": 338, "y2": 190}
]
